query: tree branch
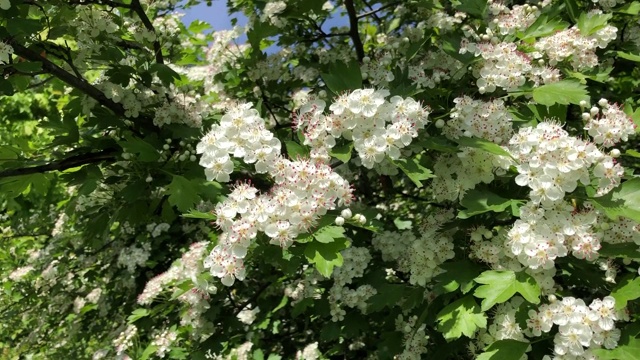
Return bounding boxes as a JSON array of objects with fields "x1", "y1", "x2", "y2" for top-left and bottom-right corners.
[
  {"x1": 0, "y1": 148, "x2": 118, "y2": 179},
  {"x1": 130, "y1": 0, "x2": 164, "y2": 64},
  {"x1": 344, "y1": 0, "x2": 365, "y2": 61},
  {"x1": 9, "y1": 42, "x2": 130, "y2": 119}
]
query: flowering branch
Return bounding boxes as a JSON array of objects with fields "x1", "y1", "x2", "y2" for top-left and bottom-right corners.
[{"x1": 344, "y1": 0, "x2": 365, "y2": 61}]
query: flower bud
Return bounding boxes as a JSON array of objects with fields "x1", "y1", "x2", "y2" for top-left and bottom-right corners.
[
  {"x1": 341, "y1": 208, "x2": 353, "y2": 219},
  {"x1": 335, "y1": 216, "x2": 345, "y2": 226},
  {"x1": 579, "y1": 100, "x2": 588, "y2": 108},
  {"x1": 598, "y1": 98, "x2": 608, "y2": 107},
  {"x1": 435, "y1": 119, "x2": 445, "y2": 128},
  {"x1": 610, "y1": 149, "x2": 621, "y2": 158},
  {"x1": 145, "y1": 176, "x2": 153, "y2": 183}
]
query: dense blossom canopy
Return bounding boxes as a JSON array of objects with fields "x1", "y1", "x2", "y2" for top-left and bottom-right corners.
[{"x1": 0, "y1": 0, "x2": 640, "y2": 359}]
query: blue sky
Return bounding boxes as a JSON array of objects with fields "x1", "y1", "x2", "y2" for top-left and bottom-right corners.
[
  {"x1": 181, "y1": 1, "x2": 350, "y2": 35},
  {"x1": 181, "y1": 1, "x2": 247, "y2": 32}
]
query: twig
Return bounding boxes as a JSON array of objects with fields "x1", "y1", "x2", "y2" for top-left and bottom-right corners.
[
  {"x1": 356, "y1": 1, "x2": 401, "y2": 19},
  {"x1": 25, "y1": 76, "x2": 54, "y2": 90},
  {"x1": 302, "y1": 31, "x2": 350, "y2": 43},
  {"x1": 361, "y1": 0, "x2": 383, "y2": 26},
  {"x1": 0, "y1": 148, "x2": 118, "y2": 179},
  {"x1": 344, "y1": 0, "x2": 365, "y2": 61}
]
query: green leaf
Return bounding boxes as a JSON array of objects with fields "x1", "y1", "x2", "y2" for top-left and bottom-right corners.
[
  {"x1": 532, "y1": 80, "x2": 589, "y2": 106},
  {"x1": 304, "y1": 238, "x2": 349, "y2": 277},
  {"x1": 473, "y1": 270, "x2": 540, "y2": 311},
  {"x1": 617, "y1": 52, "x2": 640, "y2": 62},
  {"x1": 188, "y1": 20, "x2": 212, "y2": 33},
  {"x1": 453, "y1": 137, "x2": 512, "y2": 158},
  {"x1": 477, "y1": 339, "x2": 529, "y2": 360},
  {"x1": 436, "y1": 296, "x2": 487, "y2": 340},
  {"x1": 150, "y1": 63, "x2": 182, "y2": 86},
  {"x1": 434, "y1": 261, "x2": 484, "y2": 295},
  {"x1": 589, "y1": 178, "x2": 640, "y2": 223},
  {"x1": 393, "y1": 218, "x2": 412, "y2": 230},
  {"x1": 140, "y1": 345, "x2": 159, "y2": 360},
  {"x1": 127, "y1": 308, "x2": 149, "y2": 323},
  {"x1": 418, "y1": 136, "x2": 458, "y2": 153},
  {"x1": 577, "y1": 12, "x2": 612, "y2": 35},
  {"x1": 321, "y1": 61, "x2": 362, "y2": 94},
  {"x1": 616, "y1": 1, "x2": 640, "y2": 15},
  {"x1": 12, "y1": 61, "x2": 42, "y2": 73},
  {"x1": 458, "y1": 188, "x2": 518, "y2": 219},
  {"x1": 119, "y1": 135, "x2": 161, "y2": 162},
  {"x1": 284, "y1": 140, "x2": 309, "y2": 160},
  {"x1": 519, "y1": 14, "x2": 568, "y2": 40},
  {"x1": 182, "y1": 210, "x2": 216, "y2": 221},
  {"x1": 454, "y1": 0, "x2": 488, "y2": 18},
  {"x1": 329, "y1": 142, "x2": 353, "y2": 163},
  {"x1": 624, "y1": 150, "x2": 640, "y2": 158},
  {"x1": 392, "y1": 157, "x2": 435, "y2": 188},
  {"x1": 598, "y1": 242, "x2": 640, "y2": 259},
  {"x1": 313, "y1": 225, "x2": 345, "y2": 244},
  {"x1": 167, "y1": 175, "x2": 200, "y2": 212},
  {"x1": 6, "y1": 18, "x2": 43, "y2": 36},
  {"x1": 0, "y1": 78, "x2": 14, "y2": 96},
  {"x1": 611, "y1": 275, "x2": 640, "y2": 310}
]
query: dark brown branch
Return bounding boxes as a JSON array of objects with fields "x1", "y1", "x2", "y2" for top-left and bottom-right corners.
[
  {"x1": 302, "y1": 31, "x2": 350, "y2": 43},
  {"x1": 9, "y1": 42, "x2": 130, "y2": 119},
  {"x1": 344, "y1": 0, "x2": 365, "y2": 61},
  {"x1": 361, "y1": 0, "x2": 384, "y2": 26},
  {"x1": 0, "y1": 148, "x2": 118, "y2": 179},
  {"x1": 356, "y1": 1, "x2": 401, "y2": 19},
  {"x1": 68, "y1": 0, "x2": 132, "y2": 9},
  {"x1": 130, "y1": 0, "x2": 164, "y2": 64}
]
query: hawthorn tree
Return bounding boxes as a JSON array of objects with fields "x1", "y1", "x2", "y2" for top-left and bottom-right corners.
[{"x1": 1, "y1": 0, "x2": 640, "y2": 359}]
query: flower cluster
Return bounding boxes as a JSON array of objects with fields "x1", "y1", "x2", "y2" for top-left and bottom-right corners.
[
  {"x1": 197, "y1": 103, "x2": 282, "y2": 182},
  {"x1": 471, "y1": 297, "x2": 527, "y2": 357},
  {"x1": 461, "y1": 41, "x2": 559, "y2": 93},
  {"x1": 507, "y1": 201, "x2": 601, "y2": 270},
  {"x1": 395, "y1": 314, "x2": 429, "y2": 360},
  {"x1": 489, "y1": 3, "x2": 540, "y2": 35},
  {"x1": 584, "y1": 100, "x2": 637, "y2": 147},
  {"x1": 373, "y1": 210, "x2": 455, "y2": 286},
  {"x1": 328, "y1": 247, "x2": 375, "y2": 321},
  {"x1": 408, "y1": 50, "x2": 463, "y2": 89},
  {"x1": 137, "y1": 241, "x2": 214, "y2": 305},
  {"x1": 197, "y1": 104, "x2": 353, "y2": 286},
  {"x1": 151, "y1": 328, "x2": 178, "y2": 358},
  {"x1": 113, "y1": 325, "x2": 137, "y2": 356},
  {"x1": 430, "y1": 148, "x2": 497, "y2": 202},
  {"x1": 527, "y1": 296, "x2": 621, "y2": 357},
  {"x1": 505, "y1": 120, "x2": 623, "y2": 205},
  {"x1": 296, "y1": 89, "x2": 430, "y2": 167},
  {"x1": 260, "y1": 1, "x2": 287, "y2": 27},
  {"x1": 444, "y1": 96, "x2": 513, "y2": 144},
  {"x1": 533, "y1": 23, "x2": 617, "y2": 70},
  {"x1": 205, "y1": 156, "x2": 352, "y2": 286}
]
